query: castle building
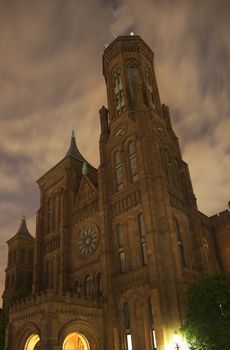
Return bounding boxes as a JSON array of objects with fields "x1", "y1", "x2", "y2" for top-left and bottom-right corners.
[{"x1": 2, "y1": 35, "x2": 230, "y2": 350}]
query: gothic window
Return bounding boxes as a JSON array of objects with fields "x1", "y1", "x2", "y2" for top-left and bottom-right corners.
[
  {"x1": 20, "y1": 249, "x2": 25, "y2": 264},
  {"x1": 124, "y1": 303, "x2": 132, "y2": 350},
  {"x1": 164, "y1": 150, "x2": 176, "y2": 186},
  {"x1": 85, "y1": 275, "x2": 93, "y2": 297},
  {"x1": 117, "y1": 225, "x2": 126, "y2": 273},
  {"x1": 138, "y1": 213, "x2": 147, "y2": 266},
  {"x1": 127, "y1": 62, "x2": 138, "y2": 106},
  {"x1": 8, "y1": 251, "x2": 12, "y2": 266},
  {"x1": 19, "y1": 272, "x2": 24, "y2": 286},
  {"x1": 96, "y1": 273, "x2": 102, "y2": 297},
  {"x1": 203, "y1": 239, "x2": 215, "y2": 274},
  {"x1": 148, "y1": 297, "x2": 157, "y2": 349},
  {"x1": 48, "y1": 197, "x2": 52, "y2": 232},
  {"x1": 28, "y1": 251, "x2": 33, "y2": 265},
  {"x1": 113, "y1": 67, "x2": 125, "y2": 114},
  {"x1": 11, "y1": 273, "x2": 15, "y2": 288},
  {"x1": 174, "y1": 218, "x2": 186, "y2": 267},
  {"x1": 27, "y1": 272, "x2": 32, "y2": 288},
  {"x1": 145, "y1": 70, "x2": 155, "y2": 108},
  {"x1": 13, "y1": 250, "x2": 17, "y2": 264},
  {"x1": 128, "y1": 141, "x2": 138, "y2": 183},
  {"x1": 114, "y1": 151, "x2": 124, "y2": 191},
  {"x1": 74, "y1": 280, "x2": 81, "y2": 296}
]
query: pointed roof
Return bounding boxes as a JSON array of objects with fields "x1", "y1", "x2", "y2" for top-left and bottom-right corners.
[
  {"x1": 65, "y1": 130, "x2": 87, "y2": 162},
  {"x1": 7, "y1": 217, "x2": 34, "y2": 243}
]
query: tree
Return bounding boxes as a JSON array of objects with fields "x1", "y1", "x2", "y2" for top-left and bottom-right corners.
[{"x1": 181, "y1": 273, "x2": 230, "y2": 350}]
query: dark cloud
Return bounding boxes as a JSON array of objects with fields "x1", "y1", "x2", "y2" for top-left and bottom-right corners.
[{"x1": 0, "y1": 0, "x2": 229, "y2": 303}]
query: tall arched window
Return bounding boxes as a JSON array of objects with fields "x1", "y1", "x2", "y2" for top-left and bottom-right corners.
[
  {"x1": 113, "y1": 67, "x2": 125, "y2": 114},
  {"x1": 127, "y1": 62, "x2": 138, "y2": 106},
  {"x1": 96, "y1": 273, "x2": 102, "y2": 297},
  {"x1": 128, "y1": 141, "x2": 138, "y2": 183},
  {"x1": 148, "y1": 297, "x2": 157, "y2": 350},
  {"x1": 20, "y1": 249, "x2": 25, "y2": 264},
  {"x1": 85, "y1": 275, "x2": 93, "y2": 297},
  {"x1": 114, "y1": 151, "x2": 123, "y2": 191},
  {"x1": 174, "y1": 218, "x2": 186, "y2": 267},
  {"x1": 138, "y1": 213, "x2": 147, "y2": 266},
  {"x1": 47, "y1": 197, "x2": 52, "y2": 232},
  {"x1": 117, "y1": 225, "x2": 126, "y2": 273},
  {"x1": 74, "y1": 280, "x2": 81, "y2": 296},
  {"x1": 145, "y1": 70, "x2": 155, "y2": 108},
  {"x1": 124, "y1": 303, "x2": 132, "y2": 350},
  {"x1": 164, "y1": 150, "x2": 176, "y2": 186}
]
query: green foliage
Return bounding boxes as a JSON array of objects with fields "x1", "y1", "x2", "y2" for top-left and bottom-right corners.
[{"x1": 181, "y1": 273, "x2": 230, "y2": 350}]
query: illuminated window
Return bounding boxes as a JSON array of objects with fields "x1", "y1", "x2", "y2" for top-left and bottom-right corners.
[
  {"x1": 128, "y1": 141, "x2": 138, "y2": 183},
  {"x1": 117, "y1": 225, "x2": 126, "y2": 273},
  {"x1": 63, "y1": 333, "x2": 89, "y2": 350},
  {"x1": 148, "y1": 297, "x2": 157, "y2": 349},
  {"x1": 114, "y1": 151, "x2": 123, "y2": 191},
  {"x1": 127, "y1": 62, "x2": 138, "y2": 106},
  {"x1": 174, "y1": 218, "x2": 186, "y2": 267},
  {"x1": 138, "y1": 214, "x2": 147, "y2": 266},
  {"x1": 114, "y1": 67, "x2": 125, "y2": 114},
  {"x1": 24, "y1": 334, "x2": 40, "y2": 350},
  {"x1": 124, "y1": 303, "x2": 132, "y2": 350}
]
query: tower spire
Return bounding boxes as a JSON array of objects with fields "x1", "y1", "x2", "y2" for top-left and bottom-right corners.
[{"x1": 65, "y1": 131, "x2": 87, "y2": 162}]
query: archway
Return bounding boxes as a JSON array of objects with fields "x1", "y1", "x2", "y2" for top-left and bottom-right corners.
[
  {"x1": 63, "y1": 332, "x2": 90, "y2": 350},
  {"x1": 24, "y1": 334, "x2": 40, "y2": 350}
]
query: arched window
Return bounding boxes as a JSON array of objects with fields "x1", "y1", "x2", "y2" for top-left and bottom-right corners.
[
  {"x1": 164, "y1": 150, "x2": 176, "y2": 186},
  {"x1": 138, "y1": 214, "x2": 147, "y2": 266},
  {"x1": 124, "y1": 303, "x2": 132, "y2": 350},
  {"x1": 96, "y1": 273, "x2": 102, "y2": 297},
  {"x1": 148, "y1": 297, "x2": 157, "y2": 350},
  {"x1": 85, "y1": 275, "x2": 93, "y2": 297},
  {"x1": 117, "y1": 225, "x2": 126, "y2": 273},
  {"x1": 174, "y1": 218, "x2": 186, "y2": 267},
  {"x1": 113, "y1": 67, "x2": 125, "y2": 114},
  {"x1": 74, "y1": 280, "x2": 81, "y2": 296},
  {"x1": 114, "y1": 151, "x2": 123, "y2": 191},
  {"x1": 128, "y1": 141, "x2": 138, "y2": 183},
  {"x1": 47, "y1": 197, "x2": 52, "y2": 232},
  {"x1": 20, "y1": 249, "x2": 25, "y2": 264},
  {"x1": 145, "y1": 70, "x2": 155, "y2": 108},
  {"x1": 127, "y1": 62, "x2": 138, "y2": 106},
  {"x1": 28, "y1": 251, "x2": 33, "y2": 265}
]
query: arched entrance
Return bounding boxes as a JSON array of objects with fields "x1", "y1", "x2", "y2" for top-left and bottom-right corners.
[
  {"x1": 63, "y1": 332, "x2": 90, "y2": 350},
  {"x1": 24, "y1": 334, "x2": 40, "y2": 350}
]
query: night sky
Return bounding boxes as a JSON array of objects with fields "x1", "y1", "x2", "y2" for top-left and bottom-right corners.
[{"x1": 0, "y1": 0, "x2": 230, "y2": 304}]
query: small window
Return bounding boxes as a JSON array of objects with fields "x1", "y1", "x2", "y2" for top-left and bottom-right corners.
[
  {"x1": 124, "y1": 303, "x2": 132, "y2": 349},
  {"x1": 127, "y1": 62, "x2": 138, "y2": 106},
  {"x1": 145, "y1": 70, "x2": 155, "y2": 108},
  {"x1": 128, "y1": 141, "x2": 138, "y2": 183},
  {"x1": 119, "y1": 251, "x2": 126, "y2": 273},
  {"x1": 117, "y1": 225, "x2": 124, "y2": 247},
  {"x1": 20, "y1": 249, "x2": 25, "y2": 264}
]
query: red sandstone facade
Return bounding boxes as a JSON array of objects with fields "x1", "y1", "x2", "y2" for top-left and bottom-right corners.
[{"x1": 2, "y1": 35, "x2": 230, "y2": 350}]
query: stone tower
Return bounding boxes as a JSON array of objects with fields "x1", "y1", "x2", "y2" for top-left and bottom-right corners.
[
  {"x1": 2, "y1": 35, "x2": 226, "y2": 350},
  {"x1": 2, "y1": 217, "x2": 34, "y2": 319}
]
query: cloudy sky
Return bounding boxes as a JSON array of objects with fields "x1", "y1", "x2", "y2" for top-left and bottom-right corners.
[{"x1": 0, "y1": 0, "x2": 229, "y2": 303}]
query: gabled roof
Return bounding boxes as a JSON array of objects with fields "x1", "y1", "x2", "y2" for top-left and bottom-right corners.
[
  {"x1": 7, "y1": 217, "x2": 34, "y2": 244},
  {"x1": 65, "y1": 130, "x2": 87, "y2": 163}
]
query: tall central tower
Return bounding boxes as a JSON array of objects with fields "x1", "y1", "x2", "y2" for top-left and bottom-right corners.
[{"x1": 99, "y1": 35, "x2": 211, "y2": 349}]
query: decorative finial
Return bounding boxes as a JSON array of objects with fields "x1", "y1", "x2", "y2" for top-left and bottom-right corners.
[
  {"x1": 82, "y1": 162, "x2": 88, "y2": 176},
  {"x1": 72, "y1": 129, "x2": 75, "y2": 138}
]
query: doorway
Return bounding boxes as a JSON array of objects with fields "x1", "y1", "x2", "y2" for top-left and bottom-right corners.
[
  {"x1": 63, "y1": 332, "x2": 90, "y2": 350},
  {"x1": 24, "y1": 334, "x2": 40, "y2": 350}
]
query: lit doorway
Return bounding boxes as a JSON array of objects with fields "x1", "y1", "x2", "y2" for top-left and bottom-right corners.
[
  {"x1": 63, "y1": 332, "x2": 90, "y2": 350},
  {"x1": 24, "y1": 334, "x2": 40, "y2": 350}
]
